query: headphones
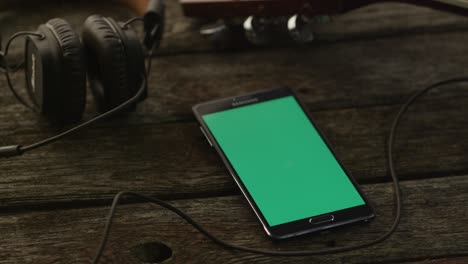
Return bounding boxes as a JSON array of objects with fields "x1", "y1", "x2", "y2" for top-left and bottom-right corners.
[
  {"x1": 0, "y1": 0, "x2": 165, "y2": 157},
  {"x1": 26, "y1": 0, "x2": 165, "y2": 122},
  {"x1": 27, "y1": 16, "x2": 146, "y2": 122}
]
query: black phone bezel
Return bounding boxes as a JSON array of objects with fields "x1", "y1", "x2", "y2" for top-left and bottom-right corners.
[{"x1": 192, "y1": 87, "x2": 375, "y2": 239}]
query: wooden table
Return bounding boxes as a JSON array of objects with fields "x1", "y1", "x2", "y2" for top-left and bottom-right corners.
[{"x1": 1, "y1": 1, "x2": 468, "y2": 263}]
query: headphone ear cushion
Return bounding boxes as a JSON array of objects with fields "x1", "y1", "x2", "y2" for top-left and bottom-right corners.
[
  {"x1": 44, "y1": 18, "x2": 87, "y2": 122},
  {"x1": 82, "y1": 15, "x2": 132, "y2": 112}
]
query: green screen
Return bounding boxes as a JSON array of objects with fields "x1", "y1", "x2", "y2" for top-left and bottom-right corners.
[{"x1": 203, "y1": 96, "x2": 365, "y2": 227}]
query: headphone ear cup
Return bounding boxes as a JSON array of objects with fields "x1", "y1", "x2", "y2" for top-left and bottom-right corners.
[
  {"x1": 82, "y1": 15, "x2": 146, "y2": 113},
  {"x1": 27, "y1": 18, "x2": 86, "y2": 122}
]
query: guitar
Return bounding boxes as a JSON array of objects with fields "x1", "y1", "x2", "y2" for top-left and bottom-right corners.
[{"x1": 179, "y1": 0, "x2": 468, "y2": 45}]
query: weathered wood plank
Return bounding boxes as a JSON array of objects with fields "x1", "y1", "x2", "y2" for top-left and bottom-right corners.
[
  {"x1": 2, "y1": 29, "x2": 468, "y2": 205},
  {"x1": 2, "y1": 99, "x2": 468, "y2": 207},
  {"x1": 0, "y1": 2, "x2": 466, "y2": 263},
  {"x1": 6, "y1": 28, "x2": 468, "y2": 117},
  {"x1": 0, "y1": 175, "x2": 466, "y2": 263},
  {"x1": 149, "y1": 30, "x2": 468, "y2": 115}
]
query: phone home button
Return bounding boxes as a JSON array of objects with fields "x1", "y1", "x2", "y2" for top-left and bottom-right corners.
[{"x1": 309, "y1": 214, "x2": 335, "y2": 225}]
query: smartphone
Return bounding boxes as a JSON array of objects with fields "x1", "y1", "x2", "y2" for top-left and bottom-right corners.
[{"x1": 193, "y1": 88, "x2": 374, "y2": 239}]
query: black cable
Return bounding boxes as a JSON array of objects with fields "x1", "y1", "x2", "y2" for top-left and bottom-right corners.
[
  {"x1": 0, "y1": 75, "x2": 147, "y2": 157},
  {"x1": 19, "y1": 77, "x2": 147, "y2": 153},
  {"x1": 92, "y1": 77, "x2": 468, "y2": 262},
  {"x1": 2, "y1": 15, "x2": 461, "y2": 264},
  {"x1": 122, "y1": 17, "x2": 145, "y2": 29},
  {"x1": 146, "y1": 48, "x2": 154, "y2": 77},
  {"x1": 89, "y1": 80, "x2": 448, "y2": 261},
  {"x1": 2, "y1": 31, "x2": 44, "y2": 111},
  {"x1": 0, "y1": 33, "x2": 153, "y2": 157}
]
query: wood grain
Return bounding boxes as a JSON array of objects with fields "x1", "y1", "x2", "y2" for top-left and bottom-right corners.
[
  {"x1": 2, "y1": 30, "x2": 468, "y2": 206},
  {"x1": 0, "y1": 175, "x2": 467, "y2": 263},
  {"x1": 1, "y1": 98, "x2": 468, "y2": 207},
  {"x1": 1, "y1": 2, "x2": 468, "y2": 263}
]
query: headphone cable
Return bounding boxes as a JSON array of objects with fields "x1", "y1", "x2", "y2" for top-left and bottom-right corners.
[
  {"x1": 19, "y1": 77, "x2": 147, "y2": 153},
  {"x1": 92, "y1": 76, "x2": 468, "y2": 262},
  {"x1": 0, "y1": 14, "x2": 158, "y2": 158},
  {"x1": 1, "y1": 19, "x2": 463, "y2": 263},
  {"x1": 0, "y1": 49, "x2": 151, "y2": 158}
]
